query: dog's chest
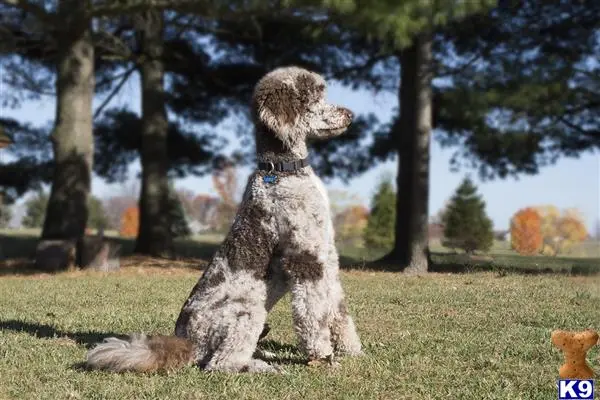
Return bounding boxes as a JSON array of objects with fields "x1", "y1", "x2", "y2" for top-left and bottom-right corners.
[{"x1": 308, "y1": 173, "x2": 331, "y2": 214}]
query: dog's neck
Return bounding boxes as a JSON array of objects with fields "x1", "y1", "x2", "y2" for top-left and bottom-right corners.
[{"x1": 255, "y1": 128, "x2": 308, "y2": 164}]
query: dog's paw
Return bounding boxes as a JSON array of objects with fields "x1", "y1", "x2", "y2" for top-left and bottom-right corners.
[
  {"x1": 246, "y1": 358, "x2": 283, "y2": 374},
  {"x1": 307, "y1": 354, "x2": 340, "y2": 369},
  {"x1": 335, "y1": 348, "x2": 364, "y2": 358}
]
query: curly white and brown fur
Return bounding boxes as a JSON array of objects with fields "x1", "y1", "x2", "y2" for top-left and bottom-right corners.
[{"x1": 86, "y1": 66, "x2": 363, "y2": 373}]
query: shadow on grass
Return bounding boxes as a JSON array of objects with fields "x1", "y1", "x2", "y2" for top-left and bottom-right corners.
[
  {"x1": 2, "y1": 232, "x2": 598, "y2": 277},
  {"x1": 0, "y1": 318, "x2": 306, "y2": 371},
  {"x1": 0, "y1": 319, "x2": 127, "y2": 349},
  {"x1": 256, "y1": 339, "x2": 307, "y2": 366},
  {"x1": 0, "y1": 233, "x2": 220, "y2": 276},
  {"x1": 340, "y1": 252, "x2": 600, "y2": 277}
]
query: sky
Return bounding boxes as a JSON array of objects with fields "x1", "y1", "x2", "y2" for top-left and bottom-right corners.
[{"x1": 1, "y1": 72, "x2": 599, "y2": 232}]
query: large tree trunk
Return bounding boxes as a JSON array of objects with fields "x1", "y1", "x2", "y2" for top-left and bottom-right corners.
[
  {"x1": 133, "y1": 11, "x2": 174, "y2": 258},
  {"x1": 41, "y1": 0, "x2": 94, "y2": 243},
  {"x1": 381, "y1": 34, "x2": 433, "y2": 274}
]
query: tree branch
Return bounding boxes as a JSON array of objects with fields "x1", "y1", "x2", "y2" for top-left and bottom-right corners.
[
  {"x1": 556, "y1": 115, "x2": 599, "y2": 139},
  {"x1": 436, "y1": 53, "x2": 481, "y2": 78},
  {"x1": 330, "y1": 54, "x2": 389, "y2": 81},
  {"x1": 95, "y1": 68, "x2": 134, "y2": 89},
  {"x1": 0, "y1": 0, "x2": 55, "y2": 25},
  {"x1": 94, "y1": 30, "x2": 133, "y2": 61},
  {"x1": 93, "y1": 66, "x2": 136, "y2": 119},
  {"x1": 91, "y1": 1, "x2": 248, "y2": 18}
]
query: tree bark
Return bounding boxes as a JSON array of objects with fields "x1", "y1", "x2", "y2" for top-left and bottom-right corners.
[
  {"x1": 133, "y1": 10, "x2": 174, "y2": 258},
  {"x1": 41, "y1": 0, "x2": 94, "y2": 243},
  {"x1": 381, "y1": 33, "x2": 433, "y2": 274}
]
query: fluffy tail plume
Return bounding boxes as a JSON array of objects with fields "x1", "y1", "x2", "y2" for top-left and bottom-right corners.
[{"x1": 86, "y1": 334, "x2": 194, "y2": 373}]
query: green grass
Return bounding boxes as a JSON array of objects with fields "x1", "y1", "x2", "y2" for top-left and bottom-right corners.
[{"x1": 0, "y1": 269, "x2": 599, "y2": 399}]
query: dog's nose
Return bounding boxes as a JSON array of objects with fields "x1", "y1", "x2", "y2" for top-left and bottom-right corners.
[{"x1": 343, "y1": 108, "x2": 354, "y2": 121}]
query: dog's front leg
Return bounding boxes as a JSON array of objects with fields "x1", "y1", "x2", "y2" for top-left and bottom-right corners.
[
  {"x1": 324, "y1": 246, "x2": 363, "y2": 357},
  {"x1": 289, "y1": 276, "x2": 335, "y2": 361}
]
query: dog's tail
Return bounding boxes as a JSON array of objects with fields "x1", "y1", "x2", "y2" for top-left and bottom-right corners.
[{"x1": 86, "y1": 334, "x2": 194, "y2": 373}]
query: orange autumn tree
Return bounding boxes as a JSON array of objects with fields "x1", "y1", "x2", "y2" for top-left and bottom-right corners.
[
  {"x1": 334, "y1": 205, "x2": 370, "y2": 247},
  {"x1": 510, "y1": 207, "x2": 543, "y2": 255},
  {"x1": 120, "y1": 206, "x2": 139, "y2": 237},
  {"x1": 554, "y1": 210, "x2": 588, "y2": 255},
  {"x1": 534, "y1": 205, "x2": 589, "y2": 256}
]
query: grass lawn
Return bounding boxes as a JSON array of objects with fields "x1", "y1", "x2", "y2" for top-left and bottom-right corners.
[{"x1": 0, "y1": 267, "x2": 599, "y2": 399}]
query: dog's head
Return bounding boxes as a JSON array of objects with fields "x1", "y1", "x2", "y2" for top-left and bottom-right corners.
[{"x1": 252, "y1": 66, "x2": 353, "y2": 151}]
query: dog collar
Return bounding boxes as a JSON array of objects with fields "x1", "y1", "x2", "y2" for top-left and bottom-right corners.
[{"x1": 257, "y1": 157, "x2": 309, "y2": 173}]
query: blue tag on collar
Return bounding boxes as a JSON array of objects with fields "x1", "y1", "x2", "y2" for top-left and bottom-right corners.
[{"x1": 263, "y1": 175, "x2": 277, "y2": 184}]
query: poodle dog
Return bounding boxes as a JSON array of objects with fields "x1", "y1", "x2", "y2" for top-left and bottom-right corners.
[{"x1": 85, "y1": 66, "x2": 363, "y2": 373}]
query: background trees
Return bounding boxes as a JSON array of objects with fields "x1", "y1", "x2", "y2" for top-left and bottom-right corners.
[
  {"x1": 511, "y1": 206, "x2": 589, "y2": 256},
  {"x1": 434, "y1": 0, "x2": 600, "y2": 178},
  {"x1": 0, "y1": 0, "x2": 597, "y2": 270}
]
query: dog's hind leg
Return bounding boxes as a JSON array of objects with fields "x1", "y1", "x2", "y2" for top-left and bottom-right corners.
[
  {"x1": 201, "y1": 272, "x2": 278, "y2": 373},
  {"x1": 175, "y1": 201, "x2": 281, "y2": 373}
]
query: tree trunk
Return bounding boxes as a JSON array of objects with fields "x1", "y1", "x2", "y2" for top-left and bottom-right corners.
[
  {"x1": 41, "y1": 0, "x2": 94, "y2": 244},
  {"x1": 381, "y1": 33, "x2": 433, "y2": 274},
  {"x1": 133, "y1": 11, "x2": 174, "y2": 258}
]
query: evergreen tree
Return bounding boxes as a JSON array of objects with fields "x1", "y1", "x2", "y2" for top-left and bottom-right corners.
[
  {"x1": 167, "y1": 184, "x2": 191, "y2": 239},
  {"x1": 22, "y1": 190, "x2": 49, "y2": 228},
  {"x1": 88, "y1": 195, "x2": 109, "y2": 231},
  {"x1": 441, "y1": 177, "x2": 494, "y2": 254},
  {"x1": 0, "y1": 199, "x2": 12, "y2": 228},
  {"x1": 363, "y1": 176, "x2": 396, "y2": 250}
]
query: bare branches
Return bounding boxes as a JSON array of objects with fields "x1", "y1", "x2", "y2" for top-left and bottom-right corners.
[
  {"x1": 1, "y1": 59, "x2": 56, "y2": 98},
  {"x1": 93, "y1": 66, "x2": 136, "y2": 119}
]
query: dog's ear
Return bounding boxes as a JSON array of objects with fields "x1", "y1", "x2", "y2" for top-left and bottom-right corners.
[{"x1": 254, "y1": 81, "x2": 301, "y2": 138}]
